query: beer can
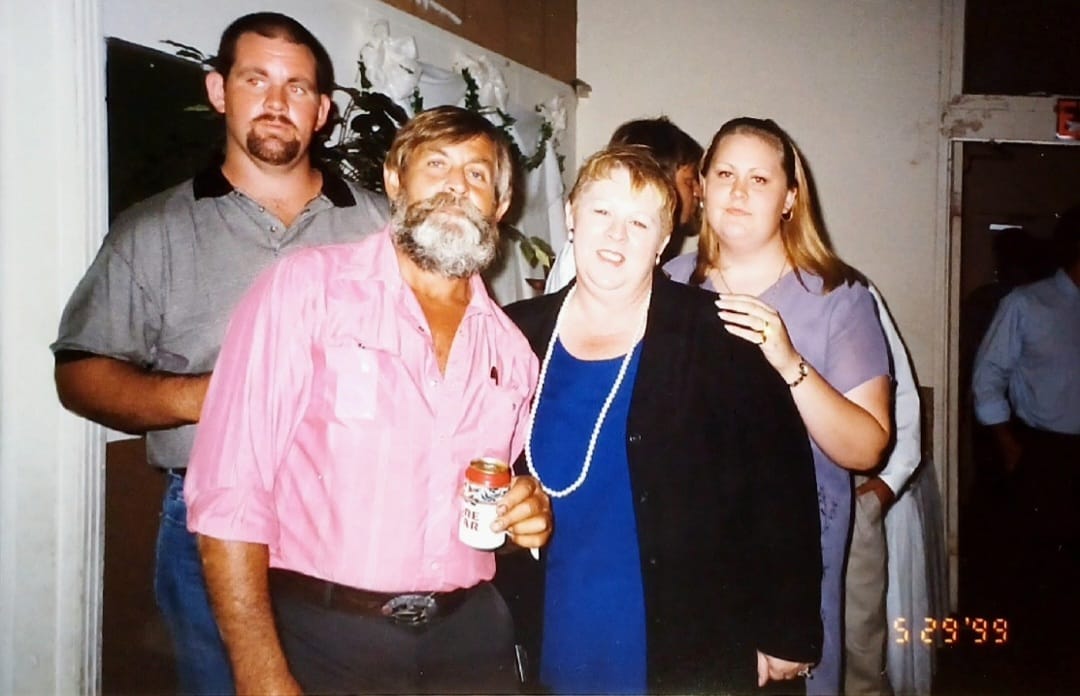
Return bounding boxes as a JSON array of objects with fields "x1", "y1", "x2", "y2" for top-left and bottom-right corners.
[{"x1": 458, "y1": 457, "x2": 512, "y2": 550}]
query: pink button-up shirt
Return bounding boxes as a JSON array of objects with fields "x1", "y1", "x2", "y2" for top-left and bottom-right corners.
[{"x1": 185, "y1": 227, "x2": 537, "y2": 592}]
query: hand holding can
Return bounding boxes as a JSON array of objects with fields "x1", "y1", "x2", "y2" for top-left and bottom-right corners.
[{"x1": 459, "y1": 457, "x2": 511, "y2": 550}]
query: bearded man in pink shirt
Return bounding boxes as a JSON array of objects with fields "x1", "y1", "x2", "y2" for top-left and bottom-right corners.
[{"x1": 184, "y1": 105, "x2": 551, "y2": 695}]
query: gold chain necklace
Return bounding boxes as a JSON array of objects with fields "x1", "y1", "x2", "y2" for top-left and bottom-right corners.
[{"x1": 716, "y1": 257, "x2": 788, "y2": 294}]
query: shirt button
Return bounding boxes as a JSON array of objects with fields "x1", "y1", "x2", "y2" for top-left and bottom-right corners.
[
  {"x1": 258, "y1": 205, "x2": 265, "y2": 212},
  {"x1": 430, "y1": 561, "x2": 440, "y2": 570},
  {"x1": 648, "y1": 556, "x2": 658, "y2": 566},
  {"x1": 639, "y1": 492, "x2": 648, "y2": 504},
  {"x1": 628, "y1": 433, "x2": 642, "y2": 444}
]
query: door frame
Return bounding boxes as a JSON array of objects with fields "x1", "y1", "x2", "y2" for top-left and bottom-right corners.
[
  {"x1": 0, "y1": 0, "x2": 107, "y2": 693},
  {"x1": 938, "y1": 0, "x2": 1077, "y2": 609}
]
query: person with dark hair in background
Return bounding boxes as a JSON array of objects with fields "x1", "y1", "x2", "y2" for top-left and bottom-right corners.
[
  {"x1": 51, "y1": 12, "x2": 388, "y2": 693},
  {"x1": 545, "y1": 116, "x2": 703, "y2": 290},
  {"x1": 971, "y1": 203, "x2": 1080, "y2": 689},
  {"x1": 185, "y1": 106, "x2": 551, "y2": 695},
  {"x1": 608, "y1": 117, "x2": 705, "y2": 262}
]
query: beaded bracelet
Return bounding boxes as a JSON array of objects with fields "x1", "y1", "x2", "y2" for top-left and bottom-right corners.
[{"x1": 788, "y1": 359, "x2": 810, "y2": 388}]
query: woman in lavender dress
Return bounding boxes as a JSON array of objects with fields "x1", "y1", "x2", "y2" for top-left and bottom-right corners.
[{"x1": 665, "y1": 117, "x2": 892, "y2": 695}]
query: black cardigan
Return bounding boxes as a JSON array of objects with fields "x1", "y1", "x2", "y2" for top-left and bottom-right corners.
[{"x1": 498, "y1": 273, "x2": 822, "y2": 694}]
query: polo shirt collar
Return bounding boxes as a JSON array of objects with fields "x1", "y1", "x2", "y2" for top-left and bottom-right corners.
[{"x1": 192, "y1": 163, "x2": 358, "y2": 208}]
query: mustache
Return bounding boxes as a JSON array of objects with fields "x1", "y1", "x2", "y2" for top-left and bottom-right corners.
[
  {"x1": 398, "y1": 192, "x2": 485, "y2": 226},
  {"x1": 253, "y1": 114, "x2": 296, "y2": 128}
]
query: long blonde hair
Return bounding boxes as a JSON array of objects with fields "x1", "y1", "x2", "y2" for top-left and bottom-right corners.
[{"x1": 692, "y1": 117, "x2": 862, "y2": 292}]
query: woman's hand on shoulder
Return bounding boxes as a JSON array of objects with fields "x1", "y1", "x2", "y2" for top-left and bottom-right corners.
[{"x1": 715, "y1": 294, "x2": 801, "y2": 379}]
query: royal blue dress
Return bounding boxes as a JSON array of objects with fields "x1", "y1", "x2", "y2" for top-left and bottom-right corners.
[{"x1": 530, "y1": 339, "x2": 646, "y2": 694}]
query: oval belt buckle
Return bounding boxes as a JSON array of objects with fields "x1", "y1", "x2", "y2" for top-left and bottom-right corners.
[{"x1": 382, "y1": 594, "x2": 436, "y2": 625}]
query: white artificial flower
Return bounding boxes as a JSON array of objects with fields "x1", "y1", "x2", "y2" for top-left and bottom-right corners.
[
  {"x1": 537, "y1": 95, "x2": 567, "y2": 144},
  {"x1": 359, "y1": 21, "x2": 420, "y2": 102},
  {"x1": 452, "y1": 53, "x2": 508, "y2": 112}
]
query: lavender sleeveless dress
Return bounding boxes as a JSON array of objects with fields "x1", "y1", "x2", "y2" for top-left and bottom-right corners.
[{"x1": 664, "y1": 253, "x2": 890, "y2": 695}]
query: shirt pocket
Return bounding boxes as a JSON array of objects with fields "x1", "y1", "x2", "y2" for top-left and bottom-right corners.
[
  {"x1": 476, "y1": 380, "x2": 529, "y2": 457},
  {"x1": 324, "y1": 343, "x2": 380, "y2": 420}
]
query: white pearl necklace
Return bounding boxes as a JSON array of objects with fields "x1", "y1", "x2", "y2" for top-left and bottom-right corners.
[{"x1": 524, "y1": 285, "x2": 651, "y2": 498}]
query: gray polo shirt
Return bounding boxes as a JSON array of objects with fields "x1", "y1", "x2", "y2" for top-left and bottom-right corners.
[{"x1": 52, "y1": 166, "x2": 389, "y2": 470}]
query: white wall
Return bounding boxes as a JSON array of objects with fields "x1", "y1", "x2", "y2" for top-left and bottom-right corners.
[{"x1": 577, "y1": 0, "x2": 949, "y2": 467}]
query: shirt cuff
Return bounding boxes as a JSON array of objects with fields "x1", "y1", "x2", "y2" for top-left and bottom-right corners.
[
  {"x1": 878, "y1": 465, "x2": 915, "y2": 495},
  {"x1": 185, "y1": 484, "x2": 280, "y2": 547},
  {"x1": 974, "y1": 398, "x2": 1012, "y2": 427}
]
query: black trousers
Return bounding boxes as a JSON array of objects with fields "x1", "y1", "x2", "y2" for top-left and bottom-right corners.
[
  {"x1": 271, "y1": 581, "x2": 520, "y2": 695},
  {"x1": 1013, "y1": 423, "x2": 1080, "y2": 553}
]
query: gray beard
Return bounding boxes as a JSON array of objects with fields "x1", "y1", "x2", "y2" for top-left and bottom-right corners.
[{"x1": 391, "y1": 192, "x2": 499, "y2": 279}]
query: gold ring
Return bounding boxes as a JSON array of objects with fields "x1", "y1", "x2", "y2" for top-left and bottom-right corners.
[{"x1": 760, "y1": 323, "x2": 770, "y2": 345}]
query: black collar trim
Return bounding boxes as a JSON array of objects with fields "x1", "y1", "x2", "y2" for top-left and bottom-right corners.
[{"x1": 192, "y1": 164, "x2": 358, "y2": 208}]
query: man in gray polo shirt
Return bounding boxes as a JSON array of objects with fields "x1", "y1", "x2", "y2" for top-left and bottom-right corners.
[{"x1": 51, "y1": 12, "x2": 387, "y2": 694}]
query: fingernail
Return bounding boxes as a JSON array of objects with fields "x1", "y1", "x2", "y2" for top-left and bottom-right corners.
[{"x1": 491, "y1": 519, "x2": 505, "y2": 532}]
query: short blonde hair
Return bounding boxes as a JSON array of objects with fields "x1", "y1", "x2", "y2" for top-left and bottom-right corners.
[
  {"x1": 569, "y1": 145, "x2": 678, "y2": 233},
  {"x1": 385, "y1": 105, "x2": 514, "y2": 206}
]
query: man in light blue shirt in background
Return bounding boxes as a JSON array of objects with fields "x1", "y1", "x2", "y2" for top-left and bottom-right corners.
[
  {"x1": 973, "y1": 203, "x2": 1080, "y2": 462},
  {"x1": 972, "y1": 202, "x2": 1080, "y2": 691}
]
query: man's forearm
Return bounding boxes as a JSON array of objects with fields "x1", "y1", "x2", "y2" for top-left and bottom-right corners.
[
  {"x1": 54, "y1": 354, "x2": 208, "y2": 433},
  {"x1": 197, "y1": 536, "x2": 300, "y2": 695}
]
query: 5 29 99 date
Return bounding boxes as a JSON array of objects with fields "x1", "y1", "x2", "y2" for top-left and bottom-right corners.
[{"x1": 893, "y1": 617, "x2": 1008, "y2": 646}]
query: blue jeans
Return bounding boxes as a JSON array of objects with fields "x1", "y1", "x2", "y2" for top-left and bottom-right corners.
[{"x1": 155, "y1": 471, "x2": 235, "y2": 695}]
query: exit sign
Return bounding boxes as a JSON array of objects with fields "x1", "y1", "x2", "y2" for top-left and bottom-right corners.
[{"x1": 1057, "y1": 98, "x2": 1079, "y2": 140}]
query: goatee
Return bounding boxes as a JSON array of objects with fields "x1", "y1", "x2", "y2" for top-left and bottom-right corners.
[
  {"x1": 247, "y1": 115, "x2": 302, "y2": 165},
  {"x1": 391, "y1": 192, "x2": 500, "y2": 279}
]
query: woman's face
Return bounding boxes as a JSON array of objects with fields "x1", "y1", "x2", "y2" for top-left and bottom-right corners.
[
  {"x1": 569, "y1": 168, "x2": 670, "y2": 295},
  {"x1": 701, "y1": 133, "x2": 795, "y2": 253}
]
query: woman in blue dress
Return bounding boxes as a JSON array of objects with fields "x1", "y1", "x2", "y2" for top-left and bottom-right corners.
[{"x1": 501, "y1": 145, "x2": 822, "y2": 694}]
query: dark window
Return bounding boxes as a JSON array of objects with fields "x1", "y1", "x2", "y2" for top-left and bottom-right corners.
[
  {"x1": 963, "y1": 0, "x2": 1080, "y2": 96},
  {"x1": 106, "y1": 38, "x2": 221, "y2": 220}
]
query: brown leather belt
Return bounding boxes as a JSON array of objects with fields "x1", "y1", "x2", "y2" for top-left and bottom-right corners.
[{"x1": 268, "y1": 568, "x2": 474, "y2": 625}]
